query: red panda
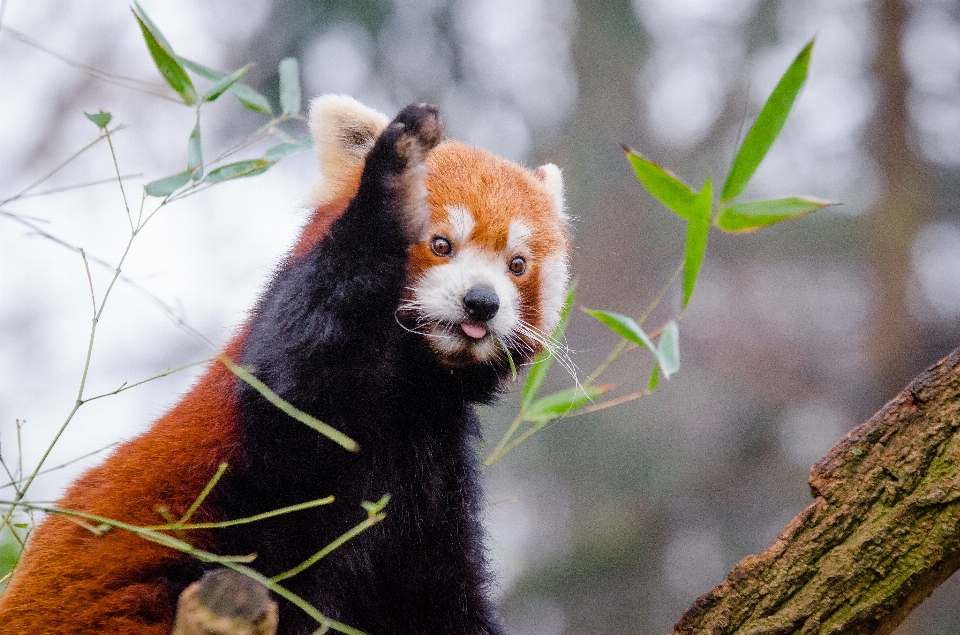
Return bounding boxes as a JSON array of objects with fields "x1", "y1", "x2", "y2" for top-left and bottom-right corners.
[{"x1": 0, "y1": 96, "x2": 570, "y2": 635}]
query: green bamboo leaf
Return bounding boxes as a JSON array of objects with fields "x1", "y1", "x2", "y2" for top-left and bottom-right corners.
[
  {"x1": 522, "y1": 283, "x2": 576, "y2": 410},
  {"x1": 714, "y1": 196, "x2": 836, "y2": 234},
  {"x1": 279, "y1": 57, "x2": 301, "y2": 116},
  {"x1": 648, "y1": 365, "x2": 660, "y2": 391},
  {"x1": 624, "y1": 147, "x2": 698, "y2": 219},
  {"x1": 721, "y1": 39, "x2": 814, "y2": 202},
  {"x1": 205, "y1": 159, "x2": 274, "y2": 184},
  {"x1": 265, "y1": 137, "x2": 314, "y2": 162},
  {"x1": 229, "y1": 83, "x2": 275, "y2": 115},
  {"x1": 178, "y1": 57, "x2": 274, "y2": 114},
  {"x1": 187, "y1": 122, "x2": 202, "y2": 180},
  {"x1": 218, "y1": 354, "x2": 358, "y2": 452},
  {"x1": 176, "y1": 56, "x2": 222, "y2": 81},
  {"x1": 361, "y1": 495, "x2": 391, "y2": 517},
  {"x1": 525, "y1": 385, "x2": 606, "y2": 424},
  {"x1": 131, "y1": 1, "x2": 174, "y2": 51},
  {"x1": 583, "y1": 309, "x2": 656, "y2": 352},
  {"x1": 84, "y1": 111, "x2": 112, "y2": 129},
  {"x1": 202, "y1": 65, "x2": 249, "y2": 103},
  {"x1": 144, "y1": 170, "x2": 192, "y2": 197},
  {"x1": 682, "y1": 178, "x2": 712, "y2": 308},
  {"x1": 131, "y1": 4, "x2": 197, "y2": 105},
  {"x1": 657, "y1": 321, "x2": 680, "y2": 378}
]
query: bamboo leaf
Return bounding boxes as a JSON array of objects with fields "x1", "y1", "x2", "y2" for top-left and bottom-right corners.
[
  {"x1": 714, "y1": 196, "x2": 836, "y2": 233},
  {"x1": 265, "y1": 138, "x2": 314, "y2": 162},
  {"x1": 144, "y1": 170, "x2": 192, "y2": 197},
  {"x1": 522, "y1": 283, "x2": 576, "y2": 410},
  {"x1": 585, "y1": 308, "x2": 680, "y2": 378},
  {"x1": 525, "y1": 385, "x2": 607, "y2": 424},
  {"x1": 204, "y1": 159, "x2": 274, "y2": 184},
  {"x1": 178, "y1": 56, "x2": 274, "y2": 114},
  {"x1": 361, "y1": 495, "x2": 391, "y2": 517},
  {"x1": 131, "y1": 3, "x2": 197, "y2": 105},
  {"x1": 648, "y1": 365, "x2": 660, "y2": 391},
  {"x1": 84, "y1": 111, "x2": 112, "y2": 129},
  {"x1": 201, "y1": 65, "x2": 249, "y2": 103},
  {"x1": 682, "y1": 178, "x2": 712, "y2": 308},
  {"x1": 217, "y1": 354, "x2": 358, "y2": 452},
  {"x1": 721, "y1": 39, "x2": 814, "y2": 202},
  {"x1": 187, "y1": 122, "x2": 202, "y2": 180},
  {"x1": 228, "y1": 83, "x2": 275, "y2": 115},
  {"x1": 279, "y1": 57, "x2": 301, "y2": 116},
  {"x1": 624, "y1": 147, "x2": 698, "y2": 219},
  {"x1": 657, "y1": 321, "x2": 680, "y2": 378},
  {"x1": 583, "y1": 309, "x2": 656, "y2": 352}
]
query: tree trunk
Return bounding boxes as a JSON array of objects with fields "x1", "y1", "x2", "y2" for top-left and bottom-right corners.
[{"x1": 672, "y1": 346, "x2": 960, "y2": 635}]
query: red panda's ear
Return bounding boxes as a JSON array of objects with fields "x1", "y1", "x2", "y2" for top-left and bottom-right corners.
[
  {"x1": 307, "y1": 94, "x2": 390, "y2": 207},
  {"x1": 533, "y1": 163, "x2": 568, "y2": 222}
]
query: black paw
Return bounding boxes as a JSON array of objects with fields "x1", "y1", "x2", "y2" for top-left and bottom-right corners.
[
  {"x1": 378, "y1": 103, "x2": 444, "y2": 167},
  {"x1": 172, "y1": 569, "x2": 278, "y2": 635}
]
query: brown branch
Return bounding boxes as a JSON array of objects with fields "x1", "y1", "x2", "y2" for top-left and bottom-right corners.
[
  {"x1": 672, "y1": 346, "x2": 960, "y2": 635},
  {"x1": 173, "y1": 569, "x2": 278, "y2": 635}
]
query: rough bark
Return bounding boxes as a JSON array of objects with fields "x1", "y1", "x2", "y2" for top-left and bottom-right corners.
[{"x1": 672, "y1": 346, "x2": 960, "y2": 635}]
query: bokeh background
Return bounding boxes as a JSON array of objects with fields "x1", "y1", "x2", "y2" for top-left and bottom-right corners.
[{"x1": 2, "y1": 0, "x2": 960, "y2": 633}]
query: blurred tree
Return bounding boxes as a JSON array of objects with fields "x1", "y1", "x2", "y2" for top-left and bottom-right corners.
[{"x1": 865, "y1": 0, "x2": 931, "y2": 402}]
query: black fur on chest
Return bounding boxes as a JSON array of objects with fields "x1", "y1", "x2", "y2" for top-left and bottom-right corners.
[{"x1": 205, "y1": 104, "x2": 507, "y2": 635}]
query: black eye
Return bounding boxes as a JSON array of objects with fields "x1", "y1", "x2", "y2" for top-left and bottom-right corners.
[
  {"x1": 430, "y1": 236, "x2": 452, "y2": 257},
  {"x1": 509, "y1": 255, "x2": 526, "y2": 276}
]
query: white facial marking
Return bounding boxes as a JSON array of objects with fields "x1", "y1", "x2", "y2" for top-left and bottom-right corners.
[
  {"x1": 444, "y1": 204, "x2": 475, "y2": 244},
  {"x1": 411, "y1": 246, "x2": 521, "y2": 362},
  {"x1": 507, "y1": 219, "x2": 533, "y2": 254}
]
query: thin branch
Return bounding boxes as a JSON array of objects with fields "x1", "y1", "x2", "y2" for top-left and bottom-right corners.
[
  {"x1": 577, "y1": 391, "x2": 645, "y2": 415},
  {"x1": 13, "y1": 174, "x2": 142, "y2": 200},
  {"x1": 81, "y1": 358, "x2": 211, "y2": 404},
  {"x1": 103, "y1": 127, "x2": 134, "y2": 233},
  {"x1": 143, "y1": 497, "x2": 335, "y2": 532},
  {"x1": 15, "y1": 420, "x2": 22, "y2": 482},
  {"x1": 79, "y1": 248, "x2": 97, "y2": 317},
  {"x1": 2, "y1": 500, "x2": 367, "y2": 635},
  {"x1": 585, "y1": 258, "x2": 684, "y2": 386},
  {"x1": 0, "y1": 442, "x2": 119, "y2": 491},
  {"x1": 0, "y1": 126, "x2": 122, "y2": 206},
  {"x1": 0, "y1": 221, "x2": 139, "y2": 532},
  {"x1": 0, "y1": 454, "x2": 18, "y2": 494},
  {"x1": 271, "y1": 513, "x2": 386, "y2": 583},
  {"x1": 484, "y1": 413, "x2": 525, "y2": 468},
  {"x1": 176, "y1": 463, "x2": 227, "y2": 527},
  {"x1": 2, "y1": 26, "x2": 180, "y2": 102}
]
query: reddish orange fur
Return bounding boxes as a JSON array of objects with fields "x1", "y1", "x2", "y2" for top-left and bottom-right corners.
[
  {"x1": 0, "y1": 190, "x2": 350, "y2": 632},
  {"x1": 0, "y1": 139, "x2": 564, "y2": 633}
]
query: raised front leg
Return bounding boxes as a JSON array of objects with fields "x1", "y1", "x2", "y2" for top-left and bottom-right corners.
[{"x1": 241, "y1": 104, "x2": 444, "y2": 398}]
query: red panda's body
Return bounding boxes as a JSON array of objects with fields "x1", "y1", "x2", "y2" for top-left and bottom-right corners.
[{"x1": 0, "y1": 99, "x2": 569, "y2": 635}]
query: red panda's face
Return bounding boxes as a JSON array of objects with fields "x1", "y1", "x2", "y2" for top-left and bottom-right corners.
[{"x1": 401, "y1": 141, "x2": 570, "y2": 367}]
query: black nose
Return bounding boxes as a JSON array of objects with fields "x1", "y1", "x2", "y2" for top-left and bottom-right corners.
[{"x1": 463, "y1": 285, "x2": 500, "y2": 322}]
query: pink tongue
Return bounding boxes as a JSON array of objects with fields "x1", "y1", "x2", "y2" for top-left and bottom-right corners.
[{"x1": 460, "y1": 323, "x2": 487, "y2": 339}]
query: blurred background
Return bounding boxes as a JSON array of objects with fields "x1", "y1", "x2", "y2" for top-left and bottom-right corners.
[{"x1": 2, "y1": 0, "x2": 959, "y2": 632}]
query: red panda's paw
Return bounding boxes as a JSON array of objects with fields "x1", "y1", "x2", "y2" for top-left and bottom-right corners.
[
  {"x1": 387, "y1": 103, "x2": 444, "y2": 164},
  {"x1": 173, "y1": 569, "x2": 278, "y2": 635},
  {"x1": 371, "y1": 103, "x2": 445, "y2": 242}
]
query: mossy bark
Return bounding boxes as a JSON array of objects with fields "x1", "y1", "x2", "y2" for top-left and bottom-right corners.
[{"x1": 672, "y1": 346, "x2": 960, "y2": 635}]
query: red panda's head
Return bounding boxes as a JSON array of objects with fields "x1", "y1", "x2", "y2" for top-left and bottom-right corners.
[{"x1": 307, "y1": 95, "x2": 571, "y2": 367}]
